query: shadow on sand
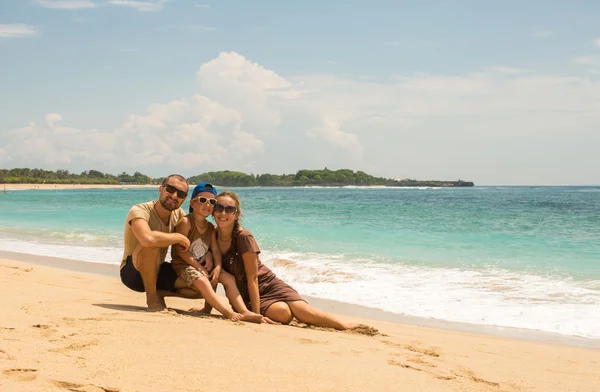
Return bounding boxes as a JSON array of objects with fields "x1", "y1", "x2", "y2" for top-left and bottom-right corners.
[
  {"x1": 92, "y1": 303, "x2": 227, "y2": 320},
  {"x1": 92, "y1": 304, "x2": 381, "y2": 335}
]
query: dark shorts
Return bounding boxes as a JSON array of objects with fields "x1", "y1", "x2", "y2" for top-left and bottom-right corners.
[{"x1": 120, "y1": 255, "x2": 178, "y2": 293}]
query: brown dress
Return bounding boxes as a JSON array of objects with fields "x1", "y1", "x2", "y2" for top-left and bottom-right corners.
[{"x1": 220, "y1": 228, "x2": 306, "y2": 315}]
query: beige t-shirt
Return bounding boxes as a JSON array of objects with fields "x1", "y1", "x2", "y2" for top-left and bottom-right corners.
[{"x1": 120, "y1": 201, "x2": 186, "y2": 269}]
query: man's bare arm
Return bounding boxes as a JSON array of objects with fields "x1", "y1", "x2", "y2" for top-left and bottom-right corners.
[{"x1": 131, "y1": 218, "x2": 190, "y2": 251}]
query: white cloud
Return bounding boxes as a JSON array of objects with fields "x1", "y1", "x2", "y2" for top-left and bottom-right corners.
[
  {"x1": 531, "y1": 29, "x2": 553, "y2": 38},
  {"x1": 107, "y1": 0, "x2": 168, "y2": 12},
  {"x1": 385, "y1": 41, "x2": 402, "y2": 47},
  {"x1": 34, "y1": 0, "x2": 98, "y2": 9},
  {"x1": 155, "y1": 24, "x2": 216, "y2": 32},
  {"x1": 307, "y1": 119, "x2": 363, "y2": 156},
  {"x1": 35, "y1": 0, "x2": 172, "y2": 11},
  {"x1": 594, "y1": 37, "x2": 600, "y2": 48},
  {"x1": 573, "y1": 56, "x2": 599, "y2": 65},
  {"x1": 2, "y1": 51, "x2": 600, "y2": 185},
  {"x1": 0, "y1": 93, "x2": 263, "y2": 172},
  {"x1": 486, "y1": 66, "x2": 529, "y2": 75},
  {"x1": 118, "y1": 95, "x2": 255, "y2": 168},
  {"x1": 0, "y1": 24, "x2": 39, "y2": 38},
  {"x1": 0, "y1": 117, "x2": 115, "y2": 167},
  {"x1": 196, "y1": 51, "x2": 299, "y2": 132},
  {"x1": 45, "y1": 113, "x2": 63, "y2": 127},
  {"x1": 194, "y1": 4, "x2": 209, "y2": 8},
  {"x1": 185, "y1": 25, "x2": 216, "y2": 31}
]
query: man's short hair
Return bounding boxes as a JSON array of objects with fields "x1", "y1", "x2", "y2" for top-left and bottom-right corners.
[{"x1": 162, "y1": 174, "x2": 188, "y2": 186}]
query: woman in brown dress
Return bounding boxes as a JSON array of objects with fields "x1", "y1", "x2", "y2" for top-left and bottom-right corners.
[{"x1": 213, "y1": 191, "x2": 360, "y2": 330}]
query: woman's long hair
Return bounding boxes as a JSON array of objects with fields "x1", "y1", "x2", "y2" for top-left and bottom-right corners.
[{"x1": 216, "y1": 191, "x2": 243, "y2": 265}]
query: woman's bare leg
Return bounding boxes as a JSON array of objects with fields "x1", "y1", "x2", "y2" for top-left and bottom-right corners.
[
  {"x1": 287, "y1": 301, "x2": 353, "y2": 330},
  {"x1": 198, "y1": 254, "x2": 217, "y2": 314},
  {"x1": 264, "y1": 302, "x2": 294, "y2": 325},
  {"x1": 219, "y1": 272, "x2": 268, "y2": 324}
]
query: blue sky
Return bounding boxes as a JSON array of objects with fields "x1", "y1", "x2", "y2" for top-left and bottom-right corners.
[{"x1": 1, "y1": 0, "x2": 600, "y2": 184}]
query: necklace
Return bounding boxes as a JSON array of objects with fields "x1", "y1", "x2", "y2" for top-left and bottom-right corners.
[
  {"x1": 217, "y1": 232, "x2": 234, "y2": 264},
  {"x1": 194, "y1": 218, "x2": 208, "y2": 234}
]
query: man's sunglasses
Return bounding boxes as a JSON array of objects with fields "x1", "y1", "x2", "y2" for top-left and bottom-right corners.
[
  {"x1": 163, "y1": 184, "x2": 188, "y2": 199},
  {"x1": 194, "y1": 197, "x2": 217, "y2": 206},
  {"x1": 213, "y1": 203, "x2": 238, "y2": 215}
]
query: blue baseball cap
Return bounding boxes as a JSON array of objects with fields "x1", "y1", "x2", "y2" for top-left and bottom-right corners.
[{"x1": 191, "y1": 182, "x2": 217, "y2": 199}]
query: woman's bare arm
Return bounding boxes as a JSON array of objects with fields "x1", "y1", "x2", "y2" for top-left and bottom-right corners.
[
  {"x1": 208, "y1": 230, "x2": 222, "y2": 285},
  {"x1": 242, "y1": 251, "x2": 261, "y2": 314}
]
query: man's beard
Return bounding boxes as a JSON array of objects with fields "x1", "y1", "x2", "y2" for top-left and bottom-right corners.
[{"x1": 159, "y1": 198, "x2": 179, "y2": 211}]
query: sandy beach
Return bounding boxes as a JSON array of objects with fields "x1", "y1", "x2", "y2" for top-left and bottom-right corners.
[
  {"x1": 3, "y1": 184, "x2": 157, "y2": 191},
  {"x1": 0, "y1": 255, "x2": 598, "y2": 392}
]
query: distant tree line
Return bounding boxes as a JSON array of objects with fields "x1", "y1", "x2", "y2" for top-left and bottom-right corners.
[
  {"x1": 0, "y1": 167, "x2": 474, "y2": 187},
  {"x1": 0, "y1": 168, "x2": 153, "y2": 185},
  {"x1": 188, "y1": 168, "x2": 474, "y2": 187}
]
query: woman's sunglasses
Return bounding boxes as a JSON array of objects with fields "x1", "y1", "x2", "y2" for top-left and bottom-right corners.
[
  {"x1": 194, "y1": 196, "x2": 217, "y2": 206},
  {"x1": 213, "y1": 203, "x2": 238, "y2": 215},
  {"x1": 163, "y1": 184, "x2": 188, "y2": 199}
]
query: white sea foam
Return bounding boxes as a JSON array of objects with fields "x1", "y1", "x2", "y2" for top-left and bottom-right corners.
[
  {"x1": 342, "y1": 186, "x2": 442, "y2": 190},
  {"x1": 293, "y1": 185, "x2": 444, "y2": 190},
  {"x1": 0, "y1": 236, "x2": 121, "y2": 264},
  {"x1": 0, "y1": 226, "x2": 120, "y2": 248},
  {"x1": 262, "y1": 251, "x2": 600, "y2": 340}
]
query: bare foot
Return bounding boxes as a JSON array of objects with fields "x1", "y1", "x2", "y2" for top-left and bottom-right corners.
[
  {"x1": 146, "y1": 303, "x2": 168, "y2": 312},
  {"x1": 240, "y1": 311, "x2": 265, "y2": 324},
  {"x1": 199, "y1": 305, "x2": 213, "y2": 314},
  {"x1": 146, "y1": 296, "x2": 167, "y2": 312},
  {"x1": 261, "y1": 316, "x2": 281, "y2": 325},
  {"x1": 187, "y1": 306, "x2": 212, "y2": 314},
  {"x1": 158, "y1": 295, "x2": 167, "y2": 308},
  {"x1": 225, "y1": 311, "x2": 244, "y2": 322}
]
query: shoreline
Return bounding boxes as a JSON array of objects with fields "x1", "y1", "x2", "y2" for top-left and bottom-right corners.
[
  {"x1": 3, "y1": 184, "x2": 599, "y2": 193},
  {"x1": 2, "y1": 184, "x2": 157, "y2": 191},
  {"x1": 2, "y1": 249, "x2": 598, "y2": 350}
]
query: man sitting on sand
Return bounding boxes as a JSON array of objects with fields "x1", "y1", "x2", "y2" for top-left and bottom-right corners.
[{"x1": 119, "y1": 174, "x2": 197, "y2": 312}]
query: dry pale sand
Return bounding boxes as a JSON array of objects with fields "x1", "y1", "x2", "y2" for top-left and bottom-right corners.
[
  {"x1": 3, "y1": 184, "x2": 157, "y2": 191},
  {"x1": 1, "y1": 258, "x2": 599, "y2": 392}
]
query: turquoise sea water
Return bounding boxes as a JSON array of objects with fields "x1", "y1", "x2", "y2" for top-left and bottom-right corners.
[{"x1": 1, "y1": 186, "x2": 599, "y2": 338}]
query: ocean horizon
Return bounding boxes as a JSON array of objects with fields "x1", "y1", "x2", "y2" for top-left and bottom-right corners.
[{"x1": 1, "y1": 185, "x2": 598, "y2": 340}]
